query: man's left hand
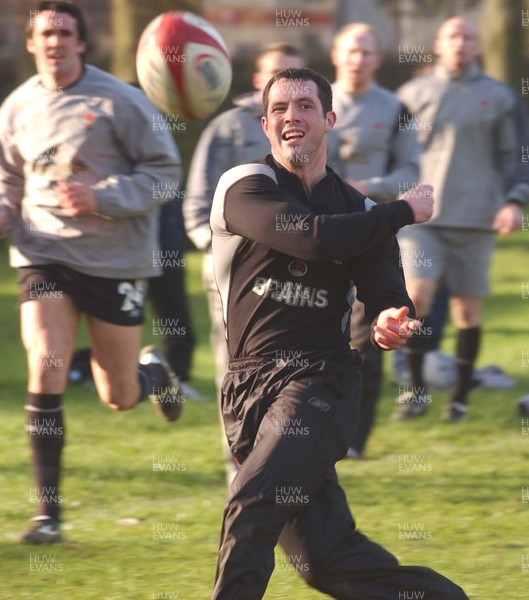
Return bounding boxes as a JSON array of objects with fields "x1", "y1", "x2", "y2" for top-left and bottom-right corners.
[{"x1": 372, "y1": 306, "x2": 421, "y2": 350}]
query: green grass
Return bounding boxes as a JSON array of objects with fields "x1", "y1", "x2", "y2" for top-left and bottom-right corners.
[{"x1": 0, "y1": 231, "x2": 528, "y2": 600}]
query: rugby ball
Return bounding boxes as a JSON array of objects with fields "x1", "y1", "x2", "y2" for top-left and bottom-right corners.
[{"x1": 136, "y1": 11, "x2": 232, "y2": 120}]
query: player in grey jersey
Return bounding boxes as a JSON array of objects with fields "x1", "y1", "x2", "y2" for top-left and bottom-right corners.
[
  {"x1": 0, "y1": 1, "x2": 183, "y2": 543},
  {"x1": 395, "y1": 17, "x2": 528, "y2": 422},
  {"x1": 330, "y1": 22, "x2": 420, "y2": 457}
]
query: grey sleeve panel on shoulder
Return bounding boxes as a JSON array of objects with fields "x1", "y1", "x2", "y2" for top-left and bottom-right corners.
[
  {"x1": 364, "y1": 197, "x2": 377, "y2": 211},
  {"x1": 210, "y1": 164, "x2": 270, "y2": 327},
  {"x1": 211, "y1": 163, "x2": 278, "y2": 237}
]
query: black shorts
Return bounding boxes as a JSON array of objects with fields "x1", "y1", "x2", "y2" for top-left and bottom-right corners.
[{"x1": 18, "y1": 264, "x2": 147, "y2": 326}]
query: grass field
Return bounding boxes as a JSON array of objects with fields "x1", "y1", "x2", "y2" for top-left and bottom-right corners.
[{"x1": 0, "y1": 231, "x2": 528, "y2": 600}]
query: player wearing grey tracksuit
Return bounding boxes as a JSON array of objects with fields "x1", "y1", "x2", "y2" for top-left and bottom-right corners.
[
  {"x1": 331, "y1": 80, "x2": 420, "y2": 455},
  {"x1": 397, "y1": 63, "x2": 528, "y2": 231},
  {"x1": 184, "y1": 91, "x2": 271, "y2": 484},
  {"x1": 331, "y1": 81, "x2": 419, "y2": 201},
  {"x1": 0, "y1": 62, "x2": 181, "y2": 534},
  {"x1": 396, "y1": 62, "x2": 529, "y2": 419},
  {"x1": 0, "y1": 64, "x2": 179, "y2": 279}
]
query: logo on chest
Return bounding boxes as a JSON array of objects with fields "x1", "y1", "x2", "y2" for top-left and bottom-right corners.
[
  {"x1": 288, "y1": 260, "x2": 308, "y2": 277},
  {"x1": 252, "y1": 276, "x2": 328, "y2": 308}
]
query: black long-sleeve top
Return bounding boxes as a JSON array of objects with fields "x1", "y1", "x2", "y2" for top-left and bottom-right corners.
[{"x1": 211, "y1": 154, "x2": 415, "y2": 358}]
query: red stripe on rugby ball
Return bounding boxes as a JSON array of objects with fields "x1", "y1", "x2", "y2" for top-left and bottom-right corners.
[{"x1": 154, "y1": 12, "x2": 229, "y2": 119}]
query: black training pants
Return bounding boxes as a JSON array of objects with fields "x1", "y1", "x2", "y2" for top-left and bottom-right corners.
[{"x1": 212, "y1": 350, "x2": 467, "y2": 599}]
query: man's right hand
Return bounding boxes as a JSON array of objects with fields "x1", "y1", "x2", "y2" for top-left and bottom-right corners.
[{"x1": 402, "y1": 184, "x2": 434, "y2": 224}]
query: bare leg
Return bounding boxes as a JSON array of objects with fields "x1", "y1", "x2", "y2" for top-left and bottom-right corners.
[
  {"x1": 21, "y1": 295, "x2": 80, "y2": 532},
  {"x1": 86, "y1": 315, "x2": 143, "y2": 410}
]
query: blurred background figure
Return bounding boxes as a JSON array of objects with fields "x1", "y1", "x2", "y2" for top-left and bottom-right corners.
[
  {"x1": 147, "y1": 199, "x2": 198, "y2": 398},
  {"x1": 329, "y1": 22, "x2": 420, "y2": 458},
  {"x1": 395, "y1": 17, "x2": 528, "y2": 423}
]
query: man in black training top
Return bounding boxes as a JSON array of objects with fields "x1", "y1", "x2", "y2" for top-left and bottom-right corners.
[{"x1": 209, "y1": 68, "x2": 468, "y2": 599}]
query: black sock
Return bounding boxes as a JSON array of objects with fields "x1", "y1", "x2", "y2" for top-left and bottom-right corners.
[
  {"x1": 26, "y1": 393, "x2": 64, "y2": 522},
  {"x1": 450, "y1": 326, "x2": 481, "y2": 406},
  {"x1": 137, "y1": 363, "x2": 168, "y2": 403},
  {"x1": 403, "y1": 317, "x2": 432, "y2": 394}
]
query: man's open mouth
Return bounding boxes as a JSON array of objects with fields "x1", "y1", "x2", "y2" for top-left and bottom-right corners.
[{"x1": 282, "y1": 130, "x2": 305, "y2": 141}]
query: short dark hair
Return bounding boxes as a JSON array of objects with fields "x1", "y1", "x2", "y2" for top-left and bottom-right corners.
[
  {"x1": 262, "y1": 67, "x2": 333, "y2": 116},
  {"x1": 26, "y1": 1, "x2": 88, "y2": 44}
]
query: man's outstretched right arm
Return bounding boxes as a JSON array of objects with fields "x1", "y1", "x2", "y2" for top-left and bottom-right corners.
[{"x1": 211, "y1": 163, "x2": 432, "y2": 260}]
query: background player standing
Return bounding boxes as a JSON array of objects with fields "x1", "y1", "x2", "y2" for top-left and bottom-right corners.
[
  {"x1": 330, "y1": 22, "x2": 420, "y2": 457},
  {"x1": 395, "y1": 17, "x2": 528, "y2": 422}
]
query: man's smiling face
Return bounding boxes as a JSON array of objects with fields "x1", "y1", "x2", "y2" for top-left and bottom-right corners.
[{"x1": 262, "y1": 78, "x2": 335, "y2": 170}]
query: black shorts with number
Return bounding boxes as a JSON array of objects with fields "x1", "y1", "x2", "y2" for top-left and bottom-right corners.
[{"x1": 18, "y1": 264, "x2": 147, "y2": 326}]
